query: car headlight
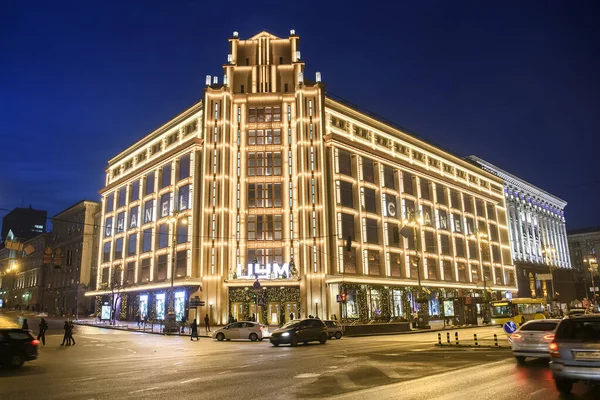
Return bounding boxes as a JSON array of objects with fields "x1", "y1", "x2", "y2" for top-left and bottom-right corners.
[{"x1": 281, "y1": 332, "x2": 290, "y2": 337}]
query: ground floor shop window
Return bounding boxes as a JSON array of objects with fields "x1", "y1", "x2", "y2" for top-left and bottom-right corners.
[
  {"x1": 429, "y1": 293, "x2": 440, "y2": 317},
  {"x1": 174, "y1": 291, "x2": 185, "y2": 321},
  {"x1": 139, "y1": 294, "x2": 148, "y2": 319},
  {"x1": 344, "y1": 288, "x2": 359, "y2": 319},
  {"x1": 391, "y1": 289, "x2": 403, "y2": 318},
  {"x1": 367, "y1": 288, "x2": 382, "y2": 319},
  {"x1": 156, "y1": 293, "x2": 166, "y2": 320}
]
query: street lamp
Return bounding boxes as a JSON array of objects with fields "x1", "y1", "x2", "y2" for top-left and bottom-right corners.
[
  {"x1": 584, "y1": 255, "x2": 598, "y2": 306},
  {"x1": 165, "y1": 211, "x2": 187, "y2": 332},
  {"x1": 542, "y1": 246, "x2": 557, "y2": 301},
  {"x1": 469, "y1": 229, "x2": 492, "y2": 323},
  {"x1": 400, "y1": 210, "x2": 427, "y2": 327}
]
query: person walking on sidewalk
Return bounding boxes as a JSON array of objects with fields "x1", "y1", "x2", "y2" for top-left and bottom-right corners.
[
  {"x1": 22, "y1": 319, "x2": 29, "y2": 331},
  {"x1": 68, "y1": 321, "x2": 76, "y2": 345},
  {"x1": 136, "y1": 314, "x2": 141, "y2": 329},
  {"x1": 37, "y1": 318, "x2": 48, "y2": 346},
  {"x1": 190, "y1": 319, "x2": 199, "y2": 341},
  {"x1": 61, "y1": 321, "x2": 70, "y2": 346},
  {"x1": 204, "y1": 314, "x2": 210, "y2": 333}
]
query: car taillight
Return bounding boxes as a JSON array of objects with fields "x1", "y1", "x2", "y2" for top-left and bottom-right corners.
[
  {"x1": 31, "y1": 339, "x2": 40, "y2": 346},
  {"x1": 543, "y1": 334, "x2": 555, "y2": 341},
  {"x1": 512, "y1": 333, "x2": 522, "y2": 340},
  {"x1": 549, "y1": 342, "x2": 560, "y2": 357}
]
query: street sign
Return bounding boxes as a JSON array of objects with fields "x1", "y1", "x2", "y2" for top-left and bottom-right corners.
[
  {"x1": 189, "y1": 296, "x2": 205, "y2": 307},
  {"x1": 336, "y1": 294, "x2": 343, "y2": 303},
  {"x1": 589, "y1": 287, "x2": 599, "y2": 292},
  {"x1": 503, "y1": 321, "x2": 518, "y2": 335},
  {"x1": 537, "y1": 273, "x2": 552, "y2": 280},
  {"x1": 253, "y1": 280, "x2": 261, "y2": 290}
]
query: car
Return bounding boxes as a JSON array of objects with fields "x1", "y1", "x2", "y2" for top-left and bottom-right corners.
[
  {"x1": 510, "y1": 319, "x2": 561, "y2": 364},
  {"x1": 212, "y1": 321, "x2": 268, "y2": 342},
  {"x1": 564, "y1": 308, "x2": 590, "y2": 318},
  {"x1": 324, "y1": 320, "x2": 344, "y2": 339},
  {"x1": 549, "y1": 314, "x2": 600, "y2": 394},
  {"x1": 269, "y1": 318, "x2": 328, "y2": 347},
  {"x1": 0, "y1": 328, "x2": 40, "y2": 368}
]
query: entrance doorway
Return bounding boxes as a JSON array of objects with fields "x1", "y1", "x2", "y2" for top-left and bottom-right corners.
[
  {"x1": 284, "y1": 302, "x2": 299, "y2": 322},
  {"x1": 232, "y1": 302, "x2": 244, "y2": 321},
  {"x1": 267, "y1": 302, "x2": 280, "y2": 325}
]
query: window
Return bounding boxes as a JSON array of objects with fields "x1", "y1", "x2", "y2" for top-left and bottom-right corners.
[
  {"x1": 384, "y1": 194, "x2": 398, "y2": 218},
  {"x1": 338, "y1": 150, "x2": 352, "y2": 176},
  {"x1": 440, "y1": 235, "x2": 450, "y2": 255},
  {"x1": 402, "y1": 171, "x2": 414, "y2": 195},
  {"x1": 160, "y1": 193, "x2": 171, "y2": 218},
  {"x1": 457, "y1": 263, "x2": 467, "y2": 282},
  {"x1": 341, "y1": 213, "x2": 355, "y2": 240},
  {"x1": 455, "y1": 237, "x2": 465, "y2": 258},
  {"x1": 420, "y1": 178, "x2": 431, "y2": 200},
  {"x1": 495, "y1": 267, "x2": 503, "y2": 285},
  {"x1": 366, "y1": 218, "x2": 378, "y2": 244},
  {"x1": 387, "y1": 224, "x2": 400, "y2": 247},
  {"x1": 248, "y1": 129, "x2": 282, "y2": 145},
  {"x1": 452, "y1": 213, "x2": 462, "y2": 233},
  {"x1": 427, "y1": 259, "x2": 437, "y2": 280},
  {"x1": 157, "y1": 224, "x2": 169, "y2": 249},
  {"x1": 422, "y1": 205, "x2": 433, "y2": 226},
  {"x1": 175, "y1": 250, "x2": 187, "y2": 277},
  {"x1": 463, "y1": 195, "x2": 473, "y2": 213},
  {"x1": 248, "y1": 107, "x2": 280, "y2": 123},
  {"x1": 403, "y1": 199, "x2": 415, "y2": 220},
  {"x1": 487, "y1": 203, "x2": 496, "y2": 220},
  {"x1": 438, "y1": 209, "x2": 449, "y2": 230},
  {"x1": 114, "y1": 238, "x2": 123, "y2": 260},
  {"x1": 247, "y1": 215, "x2": 282, "y2": 240},
  {"x1": 450, "y1": 190, "x2": 460, "y2": 209},
  {"x1": 471, "y1": 265, "x2": 479, "y2": 283},
  {"x1": 103, "y1": 242, "x2": 111, "y2": 263},
  {"x1": 383, "y1": 166, "x2": 396, "y2": 189},
  {"x1": 466, "y1": 217, "x2": 475, "y2": 235},
  {"x1": 364, "y1": 188, "x2": 377, "y2": 213},
  {"x1": 104, "y1": 217, "x2": 113, "y2": 238},
  {"x1": 179, "y1": 154, "x2": 191, "y2": 180},
  {"x1": 247, "y1": 183, "x2": 282, "y2": 208},
  {"x1": 156, "y1": 255, "x2": 167, "y2": 281},
  {"x1": 145, "y1": 172, "x2": 155, "y2": 195},
  {"x1": 177, "y1": 220, "x2": 188, "y2": 244},
  {"x1": 142, "y1": 229, "x2": 152, "y2": 253},
  {"x1": 468, "y1": 240, "x2": 478, "y2": 260},
  {"x1": 161, "y1": 164, "x2": 171, "y2": 188},
  {"x1": 143, "y1": 200, "x2": 154, "y2": 224},
  {"x1": 424, "y1": 231, "x2": 436, "y2": 253},
  {"x1": 436, "y1": 185, "x2": 446, "y2": 205},
  {"x1": 390, "y1": 253, "x2": 402, "y2": 277},
  {"x1": 178, "y1": 185, "x2": 190, "y2": 211},
  {"x1": 492, "y1": 245, "x2": 501, "y2": 262},
  {"x1": 130, "y1": 180, "x2": 140, "y2": 202},
  {"x1": 476, "y1": 199, "x2": 484, "y2": 216},
  {"x1": 140, "y1": 258, "x2": 150, "y2": 282},
  {"x1": 247, "y1": 248, "x2": 284, "y2": 269},
  {"x1": 116, "y1": 212, "x2": 125, "y2": 233},
  {"x1": 129, "y1": 206, "x2": 139, "y2": 229},
  {"x1": 247, "y1": 152, "x2": 282, "y2": 176},
  {"x1": 128, "y1": 233, "x2": 137, "y2": 256},
  {"x1": 101, "y1": 267, "x2": 109, "y2": 285},
  {"x1": 340, "y1": 181, "x2": 353, "y2": 208},
  {"x1": 118, "y1": 187, "x2": 126, "y2": 208},
  {"x1": 362, "y1": 158, "x2": 375, "y2": 183},
  {"x1": 105, "y1": 193, "x2": 114, "y2": 213},
  {"x1": 367, "y1": 250, "x2": 380, "y2": 275},
  {"x1": 443, "y1": 260, "x2": 453, "y2": 281},
  {"x1": 489, "y1": 225, "x2": 499, "y2": 242},
  {"x1": 126, "y1": 262, "x2": 135, "y2": 284},
  {"x1": 343, "y1": 248, "x2": 357, "y2": 274}
]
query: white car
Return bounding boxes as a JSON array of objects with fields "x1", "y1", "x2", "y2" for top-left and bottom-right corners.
[
  {"x1": 212, "y1": 321, "x2": 268, "y2": 342},
  {"x1": 511, "y1": 319, "x2": 561, "y2": 363}
]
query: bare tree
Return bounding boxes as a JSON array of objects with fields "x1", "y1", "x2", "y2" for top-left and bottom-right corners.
[{"x1": 99, "y1": 266, "x2": 127, "y2": 325}]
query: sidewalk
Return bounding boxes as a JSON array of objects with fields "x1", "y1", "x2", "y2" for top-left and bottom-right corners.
[{"x1": 73, "y1": 318, "x2": 217, "y2": 337}]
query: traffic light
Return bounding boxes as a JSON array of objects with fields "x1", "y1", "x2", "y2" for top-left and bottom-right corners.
[
  {"x1": 345, "y1": 236, "x2": 352, "y2": 252},
  {"x1": 341, "y1": 292, "x2": 347, "y2": 302}
]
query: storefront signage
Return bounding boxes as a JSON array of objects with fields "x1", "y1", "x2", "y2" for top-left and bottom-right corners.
[
  {"x1": 236, "y1": 263, "x2": 291, "y2": 280},
  {"x1": 101, "y1": 305, "x2": 111, "y2": 320},
  {"x1": 443, "y1": 300, "x2": 454, "y2": 317}
]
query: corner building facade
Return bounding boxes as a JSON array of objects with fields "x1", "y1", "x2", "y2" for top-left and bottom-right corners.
[{"x1": 88, "y1": 31, "x2": 517, "y2": 325}]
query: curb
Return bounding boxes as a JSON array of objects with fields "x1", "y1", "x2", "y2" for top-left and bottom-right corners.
[
  {"x1": 345, "y1": 324, "x2": 494, "y2": 337},
  {"x1": 73, "y1": 322, "x2": 212, "y2": 338},
  {"x1": 434, "y1": 344, "x2": 511, "y2": 349}
]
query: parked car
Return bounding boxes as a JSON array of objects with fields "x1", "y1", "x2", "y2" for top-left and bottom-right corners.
[
  {"x1": 511, "y1": 319, "x2": 561, "y2": 363},
  {"x1": 212, "y1": 321, "x2": 268, "y2": 342},
  {"x1": 565, "y1": 308, "x2": 589, "y2": 318},
  {"x1": 269, "y1": 319, "x2": 328, "y2": 347},
  {"x1": 0, "y1": 328, "x2": 39, "y2": 368},
  {"x1": 549, "y1": 314, "x2": 600, "y2": 394},
  {"x1": 324, "y1": 320, "x2": 344, "y2": 339}
]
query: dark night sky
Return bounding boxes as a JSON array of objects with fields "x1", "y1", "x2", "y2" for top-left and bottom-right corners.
[{"x1": 1, "y1": 1, "x2": 599, "y2": 230}]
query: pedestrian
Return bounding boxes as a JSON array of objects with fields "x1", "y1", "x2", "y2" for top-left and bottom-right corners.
[
  {"x1": 38, "y1": 318, "x2": 48, "y2": 346},
  {"x1": 204, "y1": 314, "x2": 210, "y2": 333},
  {"x1": 289, "y1": 312, "x2": 294, "y2": 321},
  {"x1": 333, "y1": 314, "x2": 338, "y2": 321},
  {"x1": 181, "y1": 315, "x2": 187, "y2": 334},
  {"x1": 22, "y1": 318, "x2": 29, "y2": 331},
  {"x1": 61, "y1": 321, "x2": 70, "y2": 346},
  {"x1": 136, "y1": 314, "x2": 141, "y2": 328},
  {"x1": 190, "y1": 319, "x2": 199, "y2": 341},
  {"x1": 251, "y1": 313, "x2": 256, "y2": 322},
  {"x1": 279, "y1": 310, "x2": 286, "y2": 326},
  {"x1": 68, "y1": 321, "x2": 76, "y2": 345}
]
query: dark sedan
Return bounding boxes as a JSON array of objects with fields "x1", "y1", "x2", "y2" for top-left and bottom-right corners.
[
  {"x1": 0, "y1": 328, "x2": 39, "y2": 368},
  {"x1": 269, "y1": 318, "x2": 328, "y2": 347}
]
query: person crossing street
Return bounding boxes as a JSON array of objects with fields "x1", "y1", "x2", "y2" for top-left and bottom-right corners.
[{"x1": 37, "y1": 318, "x2": 48, "y2": 346}]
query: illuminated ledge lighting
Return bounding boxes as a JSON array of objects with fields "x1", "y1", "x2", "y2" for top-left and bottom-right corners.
[
  {"x1": 224, "y1": 279, "x2": 301, "y2": 287},
  {"x1": 84, "y1": 280, "x2": 203, "y2": 296},
  {"x1": 324, "y1": 275, "x2": 517, "y2": 292}
]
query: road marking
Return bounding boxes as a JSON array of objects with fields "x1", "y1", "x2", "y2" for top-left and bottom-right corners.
[
  {"x1": 174, "y1": 362, "x2": 184, "y2": 365},
  {"x1": 129, "y1": 387, "x2": 158, "y2": 394},
  {"x1": 73, "y1": 377, "x2": 95, "y2": 382},
  {"x1": 530, "y1": 388, "x2": 548, "y2": 397},
  {"x1": 180, "y1": 377, "x2": 202, "y2": 384},
  {"x1": 219, "y1": 370, "x2": 232, "y2": 375},
  {"x1": 371, "y1": 363, "x2": 401, "y2": 379},
  {"x1": 295, "y1": 373, "x2": 321, "y2": 378},
  {"x1": 334, "y1": 374, "x2": 360, "y2": 389}
]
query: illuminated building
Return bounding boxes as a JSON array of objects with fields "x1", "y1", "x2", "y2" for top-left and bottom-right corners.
[
  {"x1": 468, "y1": 156, "x2": 574, "y2": 302},
  {"x1": 86, "y1": 31, "x2": 517, "y2": 325}
]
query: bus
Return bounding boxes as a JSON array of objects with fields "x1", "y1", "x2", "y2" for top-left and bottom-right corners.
[{"x1": 490, "y1": 298, "x2": 548, "y2": 325}]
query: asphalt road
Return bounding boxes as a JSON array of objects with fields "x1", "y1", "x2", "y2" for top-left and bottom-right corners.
[{"x1": 2, "y1": 314, "x2": 600, "y2": 400}]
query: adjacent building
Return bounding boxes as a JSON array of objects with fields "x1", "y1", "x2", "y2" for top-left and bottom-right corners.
[
  {"x1": 42, "y1": 200, "x2": 101, "y2": 317},
  {"x1": 468, "y1": 156, "x2": 574, "y2": 302},
  {"x1": 86, "y1": 30, "x2": 517, "y2": 326},
  {"x1": 1, "y1": 206, "x2": 47, "y2": 243},
  {"x1": 568, "y1": 226, "x2": 600, "y2": 302}
]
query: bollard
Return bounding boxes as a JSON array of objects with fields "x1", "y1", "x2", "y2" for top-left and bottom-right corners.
[
  {"x1": 446, "y1": 332, "x2": 451, "y2": 344},
  {"x1": 455, "y1": 331, "x2": 459, "y2": 345},
  {"x1": 494, "y1": 334, "x2": 498, "y2": 347},
  {"x1": 438, "y1": 333, "x2": 442, "y2": 345},
  {"x1": 474, "y1": 333, "x2": 478, "y2": 346}
]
